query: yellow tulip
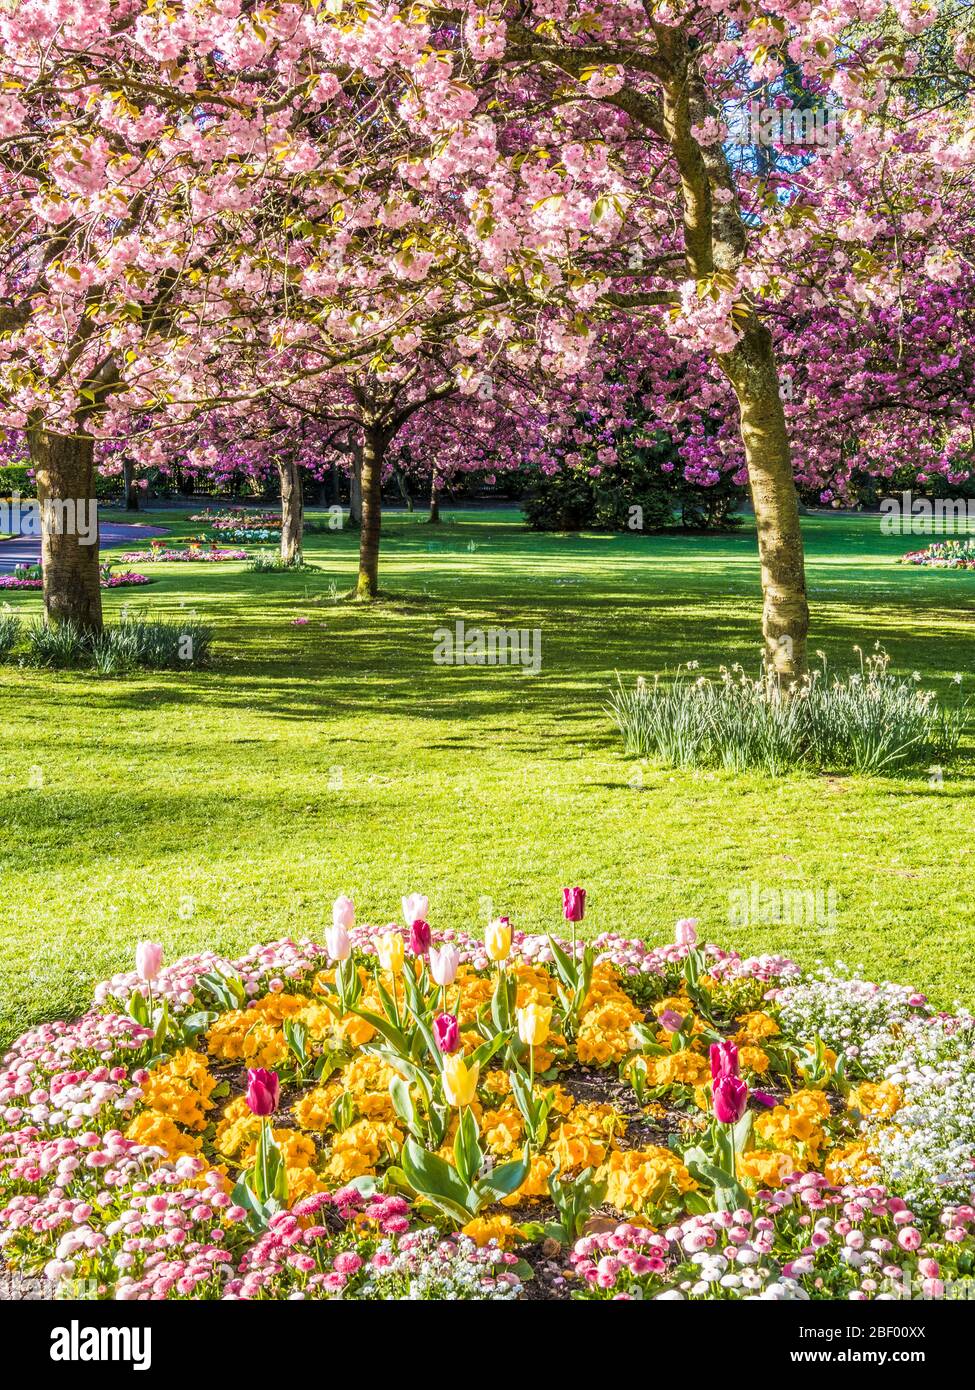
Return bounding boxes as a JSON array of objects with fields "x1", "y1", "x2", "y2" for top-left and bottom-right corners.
[
  {"x1": 442, "y1": 1054, "x2": 480, "y2": 1108},
  {"x1": 377, "y1": 931, "x2": 405, "y2": 976},
  {"x1": 485, "y1": 917, "x2": 512, "y2": 962},
  {"x1": 517, "y1": 1003, "x2": 552, "y2": 1049}
]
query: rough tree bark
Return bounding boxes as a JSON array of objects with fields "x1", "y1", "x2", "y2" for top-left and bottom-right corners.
[
  {"x1": 428, "y1": 474, "x2": 441, "y2": 524},
  {"x1": 277, "y1": 456, "x2": 304, "y2": 564},
  {"x1": 356, "y1": 424, "x2": 386, "y2": 599},
  {"x1": 28, "y1": 424, "x2": 103, "y2": 632}
]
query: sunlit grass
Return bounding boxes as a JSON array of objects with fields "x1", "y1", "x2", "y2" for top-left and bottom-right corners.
[{"x1": 0, "y1": 505, "x2": 972, "y2": 1045}]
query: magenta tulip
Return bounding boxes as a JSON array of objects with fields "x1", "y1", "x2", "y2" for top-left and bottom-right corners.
[
  {"x1": 409, "y1": 919, "x2": 432, "y2": 956},
  {"x1": 712, "y1": 1075, "x2": 749, "y2": 1125},
  {"x1": 245, "y1": 1068, "x2": 280, "y2": 1117},
  {"x1": 710, "y1": 1040, "x2": 740, "y2": 1081},
  {"x1": 433, "y1": 1013, "x2": 460, "y2": 1055},
  {"x1": 562, "y1": 887, "x2": 586, "y2": 922}
]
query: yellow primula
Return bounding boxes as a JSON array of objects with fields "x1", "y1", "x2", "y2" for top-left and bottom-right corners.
[
  {"x1": 325, "y1": 1119, "x2": 403, "y2": 1182},
  {"x1": 600, "y1": 1147, "x2": 697, "y2": 1215},
  {"x1": 733, "y1": 1011, "x2": 781, "y2": 1044},
  {"x1": 125, "y1": 1112, "x2": 202, "y2": 1161},
  {"x1": 462, "y1": 1214, "x2": 518, "y2": 1249},
  {"x1": 849, "y1": 1081, "x2": 902, "y2": 1118}
]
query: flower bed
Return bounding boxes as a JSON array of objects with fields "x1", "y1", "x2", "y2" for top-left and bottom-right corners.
[
  {"x1": 117, "y1": 548, "x2": 247, "y2": 563},
  {"x1": 2, "y1": 893, "x2": 973, "y2": 1302},
  {"x1": 899, "y1": 538, "x2": 975, "y2": 569},
  {"x1": 189, "y1": 510, "x2": 281, "y2": 542},
  {"x1": 0, "y1": 566, "x2": 152, "y2": 590}
]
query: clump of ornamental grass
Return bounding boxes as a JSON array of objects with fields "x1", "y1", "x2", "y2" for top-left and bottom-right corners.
[
  {"x1": 246, "y1": 550, "x2": 314, "y2": 573},
  {"x1": 608, "y1": 645, "x2": 968, "y2": 776},
  {"x1": 19, "y1": 615, "x2": 213, "y2": 673},
  {"x1": 0, "y1": 612, "x2": 20, "y2": 658}
]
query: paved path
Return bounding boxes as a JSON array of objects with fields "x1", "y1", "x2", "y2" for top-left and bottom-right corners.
[{"x1": 0, "y1": 522, "x2": 167, "y2": 572}]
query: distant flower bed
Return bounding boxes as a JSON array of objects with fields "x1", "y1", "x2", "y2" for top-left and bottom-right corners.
[
  {"x1": 0, "y1": 565, "x2": 152, "y2": 589},
  {"x1": 191, "y1": 509, "x2": 281, "y2": 530},
  {"x1": 899, "y1": 538, "x2": 975, "y2": 569},
  {"x1": 2, "y1": 888, "x2": 974, "y2": 1302},
  {"x1": 215, "y1": 528, "x2": 280, "y2": 543},
  {"x1": 119, "y1": 547, "x2": 247, "y2": 563}
]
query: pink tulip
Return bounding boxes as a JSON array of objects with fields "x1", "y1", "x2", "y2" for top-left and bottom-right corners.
[
  {"x1": 710, "y1": 1040, "x2": 740, "y2": 1080},
  {"x1": 408, "y1": 919, "x2": 432, "y2": 956},
  {"x1": 429, "y1": 944, "x2": 459, "y2": 987},
  {"x1": 245, "y1": 1069, "x2": 280, "y2": 1117},
  {"x1": 712, "y1": 1075, "x2": 748, "y2": 1125},
  {"x1": 675, "y1": 918, "x2": 698, "y2": 947},
  {"x1": 433, "y1": 1013, "x2": 460, "y2": 1055},
  {"x1": 332, "y1": 894, "x2": 355, "y2": 930},
  {"x1": 401, "y1": 893, "x2": 429, "y2": 926},
  {"x1": 325, "y1": 923, "x2": 351, "y2": 962},
  {"x1": 135, "y1": 942, "x2": 163, "y2": 982},
  {"x1": 562, "y1": 887, "x2": 586, "y2": 921}
]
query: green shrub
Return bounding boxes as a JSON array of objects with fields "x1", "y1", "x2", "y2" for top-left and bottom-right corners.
[
  {"x1": 608, "y1": 648, "x2": 969, "y2": 776},
  {"x1": 523, "y1": 432, "x2": 745, "y2": 533},
  {"x1": 0, "y1": 464, "x2": 35, "y2": 498}
]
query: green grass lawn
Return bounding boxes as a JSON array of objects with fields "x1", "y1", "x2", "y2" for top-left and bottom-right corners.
[{"x1": 0, "y1": 505, "x2": 972, "y2": 1046}]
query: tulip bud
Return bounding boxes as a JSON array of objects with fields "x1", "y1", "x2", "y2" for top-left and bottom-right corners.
[
  {"x1": 377, "y1": 930, "x2": 405, "y2": 975},
  {"x1": 517, "y1": 1003, "x2": 553, "y2": 1048},
  {"x1": 332, "y1": 894, "x2": 355, "y2": 930},
  {"x1": 710, "y1": 1040, "x2": 740, "y2": 1080},
  {"x1": 442, "y1": 1054, "x2": 479, "y2": 1108},
  {"x1": 408, "y1": 919, "x2": 432, "y2": 956},
  {"x1": 712, "y1": 1075, "x2": 748, "y2": 1125},
  {"x1": 434, "y1": 1013, "x2": 460, "y2": 1055},
  {"x1": 429, "y1": 944, "x2": 460, "y2": 987},
  {"x1": 485, "y1": 917, "x2": 512, "y2": 962},
  {"x1": 325, "y1": 923, "x2": 351, "y2": 962},
  {"x1": 675, "y1": 919, "x2": 698, "y2": 947},
  {"x1": 135, "y1": 941, "x2": 163, "y2": 983},
  {"x1": 562, "y1": 887, "x2": 586, "y2": 922},
  {"x1": 245, "y1": 1068, "x2": 280, "y2": 1117},
  {"x1": 658, "y1": 1009, "x2": 685, "y2": 1034},
  {"x1": 401, "y1": 893, "x2": 429, "y2": 927}
]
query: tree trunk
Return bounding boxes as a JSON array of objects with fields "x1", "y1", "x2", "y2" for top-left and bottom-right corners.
[
  {"x1": 28, "y1": 425, "x2": 103, "y2": 633},
  {"x1": 393, "y1": 466, "x2": 414, "y2": 512},
  {"x1": 655, "y1": 41, "x2": 809, "y2": 682},
  {"x1": 122, "y1": 457, "x2": 140, "y2": 511},
  {"x1": 277, "y1": 456, "x2": 304, "y2": 565},
  {"x1": 428, "y1": 474, "x2": 441, "y2": 524},
  {"x1": 349, "y1": 449, "x2": 363, "y2": 527},
  {"x1": 722, "y1": 323, "x2": 809, "y2": 685},
  {"x1": 356, "y1": 426, "x2": 384, "y2": 599}
]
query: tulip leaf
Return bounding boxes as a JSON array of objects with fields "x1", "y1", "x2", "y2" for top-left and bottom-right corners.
[
  {"x1": 351, "y1": 1008, "x2": 410, "y2": 1056},
  {"x1": 475, "y1": 1153, "x2": 529, "y2": 1204},
  {"x1": 402, "y1": 1137, "x2": 475, "y2": 1219}
]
